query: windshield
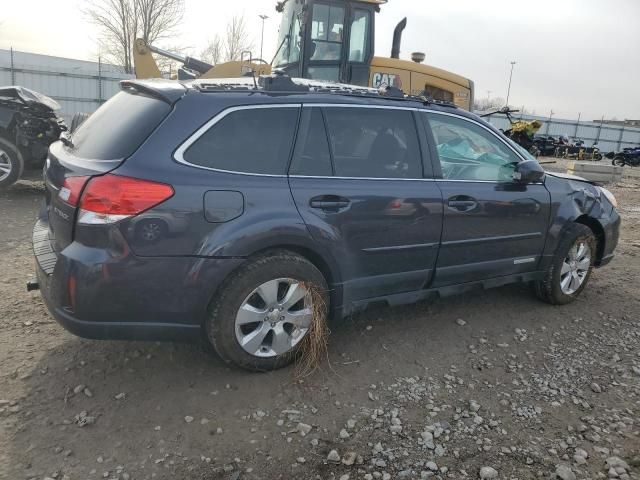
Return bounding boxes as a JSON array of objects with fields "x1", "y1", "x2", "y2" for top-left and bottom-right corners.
[{"x1": 273, "y1": 2, "x2": 301, "y2": 66}]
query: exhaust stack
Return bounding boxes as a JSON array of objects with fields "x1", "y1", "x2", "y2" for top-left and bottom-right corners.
[{"x1": 391, "y1": 18, "x2": 407, "y2": 59}]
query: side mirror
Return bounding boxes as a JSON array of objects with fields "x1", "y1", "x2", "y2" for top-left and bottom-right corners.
[{"x1": 514, "y1": 160, "x2": 545, "y2": 184}]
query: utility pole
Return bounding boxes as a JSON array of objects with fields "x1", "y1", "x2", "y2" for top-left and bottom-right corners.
[
  {"x1": 505, "y1": 61, "x2": 516, "y2": 106},
  {"x1": 545, "y1": 109, "x2": 554, "y2": 135},
  {"x1": 259, "y1": 15, "x2": 269, "y2": 60}
]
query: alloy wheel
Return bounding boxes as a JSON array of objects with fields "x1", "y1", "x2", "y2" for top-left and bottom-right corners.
[
  {"x1": 0, "y1": 148, "x2": 12, "y2": 182},
  {"x1": 560, "y1": 241, "x2": 591, "y2": 295},
  {"x1": 234, "y1": 278, "x2": 313, "y2": 358}
]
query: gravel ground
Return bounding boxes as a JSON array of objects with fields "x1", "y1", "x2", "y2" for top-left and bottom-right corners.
[{"x1": 1, "y1": 167, "x2": 639, "y2": 480}]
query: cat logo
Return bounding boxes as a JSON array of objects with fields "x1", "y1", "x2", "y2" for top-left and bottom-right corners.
[{"x1": 372, "y1": 73, "x2": 403, "y2": 90}]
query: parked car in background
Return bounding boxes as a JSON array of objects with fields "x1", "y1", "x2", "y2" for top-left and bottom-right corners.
[
  {"x1": 32, "y1": 76, "x2": 620, "y2": 372},
  {"x1": 0, "y1": 86, "x2": 67, "y2": 188}
]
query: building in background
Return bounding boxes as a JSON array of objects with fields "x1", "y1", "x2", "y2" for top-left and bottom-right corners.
[
  {"x1": 0, "y1": 48, "x2": 133, "y2": 123},
  {"x1": 598, "y1": 119, "x2": 640, "y2": 128}
]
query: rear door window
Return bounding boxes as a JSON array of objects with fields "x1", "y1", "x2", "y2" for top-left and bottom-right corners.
[
  {"x1": 290, "y1": 108, "x2": 333, "y2": 176},
  {"x1": 181, "y1": 107, "x2": 299, "y2": 175},
  {"x1": 72, "y1": 91, "x2": 170, "y2": 160},
  {"x1": 322, "y1": 107, "x2": 422, "y2": 178}
]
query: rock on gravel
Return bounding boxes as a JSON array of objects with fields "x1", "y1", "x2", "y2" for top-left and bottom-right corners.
[
  {"x1": 297, "y1": 422, "x2": 312, "y2": 436},
  {"x1": 479, "y1": 466, "x2": 498, "y2": 479},
  {"x1": 554, "y1": 464, "x2": 576, "y2": 480},
  {"x1": 327, "y1": 449, "x2": 340, "y2": 462}
]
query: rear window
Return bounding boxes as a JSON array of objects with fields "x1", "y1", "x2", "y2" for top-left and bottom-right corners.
[
  {"x1": 71, "y1": 91, "x2": 170, "y2": 160},
  {"x1": 182, "y1": 107, "x2": 299, "y2": 175}
]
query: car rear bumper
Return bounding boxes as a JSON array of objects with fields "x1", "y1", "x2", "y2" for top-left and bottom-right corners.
[{"x1": 34, "y1": 221, "x2": 245, "y2": 342}]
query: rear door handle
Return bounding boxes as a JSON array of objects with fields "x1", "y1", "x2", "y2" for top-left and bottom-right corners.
[
  {"x1": 448, "y1": 196, "x2": 478, "y2": 212},
  {"x1": 309, "y1": 196, "x2": 351, "y2": 211}
]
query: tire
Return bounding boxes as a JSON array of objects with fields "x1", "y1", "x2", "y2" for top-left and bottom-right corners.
[
  {"x1": 206, "y1": 251, "x2": 329, "y2": 371},
  {"x1": 534, "y1": 223, "x2": 596, "y2": 305},
  {"x1": 70, "y1": 112, "x2": 90, "y2": 134},
  {"x1": 612, "y1": 156, "x2": 626, "y2": 167},
  {"x1": 0, "y1": 137, "x2": 24, "y2": 189}
]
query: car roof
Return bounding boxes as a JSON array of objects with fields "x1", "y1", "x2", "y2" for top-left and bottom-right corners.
[{"x1": 120, "y1": 75, "x2": 488, "y2": 127}]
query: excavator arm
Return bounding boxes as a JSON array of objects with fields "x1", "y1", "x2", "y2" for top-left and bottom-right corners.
[{"x1": 133, "y1": 39, "x2": 271, "y2": 80}]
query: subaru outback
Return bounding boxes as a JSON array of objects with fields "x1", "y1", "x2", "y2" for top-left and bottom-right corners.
[{"x1": 32, "y1": 76, "x2": 620, "y2": 371}]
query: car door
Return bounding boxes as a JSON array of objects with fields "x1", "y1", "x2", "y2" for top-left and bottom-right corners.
[
  {"x1": 288, "y1": 105, "x2": 443, "y2": 303},
  {"x1": 422, "y1": 111, "x2": 551, "y2": 287}
]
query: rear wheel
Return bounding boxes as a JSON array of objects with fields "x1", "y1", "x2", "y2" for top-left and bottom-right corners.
[
  {"x1": 0, "y1": 138, "x2": 24, "y2": 189},
  {"x1": 206, "y1": 251, "x2": 329, "y2": 371},
  {"x1": 534, "y1": 223, "x2": 596, "y2": 305},
  {"x1": 612, "y1": 156, "x2": 626, "y2": 167}
]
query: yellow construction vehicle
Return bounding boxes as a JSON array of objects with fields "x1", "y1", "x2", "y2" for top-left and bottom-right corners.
[{"x1": 133, "y1": 0, "x2": 474, "y2": 110}]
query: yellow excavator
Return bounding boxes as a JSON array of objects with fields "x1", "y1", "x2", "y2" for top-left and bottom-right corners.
[{"x1": 133, "y1": 0, "x2": 475, "y2": 110}]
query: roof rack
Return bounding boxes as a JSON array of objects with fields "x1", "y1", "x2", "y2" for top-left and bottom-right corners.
[{"x1": 191, "y1": 74, "x2": 458, "y2": 109}]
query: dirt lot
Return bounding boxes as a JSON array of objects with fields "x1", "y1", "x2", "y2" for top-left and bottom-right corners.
[{"x1": 1, "y1": 165, "x2": 640, "y2": 480}]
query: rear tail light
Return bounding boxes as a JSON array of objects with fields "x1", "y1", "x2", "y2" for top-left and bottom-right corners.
[
  {"x1": 77, "y1": 174, "x2": 174, "y2": 225},
  {"x1": 60, "y1": 176, "x2": 90, "y2": 207}
]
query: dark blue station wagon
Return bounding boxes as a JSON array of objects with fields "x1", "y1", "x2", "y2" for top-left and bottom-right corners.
[{"x1": 32, "y1": 76, "x2": 620, "y2": 371}]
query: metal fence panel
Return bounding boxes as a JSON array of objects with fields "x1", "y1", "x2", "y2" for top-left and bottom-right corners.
[
  {"x1": 481, "y1": 112, "x2": 640, "y2": 154},
  {"x1": 0, "y1": 48, "x2": 133, "y2": 124}
]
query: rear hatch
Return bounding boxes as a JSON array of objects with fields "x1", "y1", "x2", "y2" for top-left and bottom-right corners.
[{"x1": 40, "y1": 86, "x2": 175, "y2": 256}]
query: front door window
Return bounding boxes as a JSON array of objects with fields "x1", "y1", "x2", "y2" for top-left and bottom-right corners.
[{"x1": 427, "y1": 113, "x2": 520, "y2": 182}]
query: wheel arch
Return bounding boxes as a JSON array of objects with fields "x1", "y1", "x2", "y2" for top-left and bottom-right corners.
[{"x1": 574, "y1": 215, "x2": 605, "y2": 264}]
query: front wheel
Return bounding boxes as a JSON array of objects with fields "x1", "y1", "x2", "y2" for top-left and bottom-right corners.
[
  {"x1": 0, "y1": 138, "x2": 24, "y2": 189},
  {"x1": 534, "y1": 223, "x2": 596, "y2": 305},
  {"x1": 206, "y1": 251, "x2": 329, "y2": 371}
]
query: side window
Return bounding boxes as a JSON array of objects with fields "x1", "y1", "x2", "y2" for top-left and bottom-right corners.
[
  {"x1": 426, "y1": 113, "x2": 520, "y2": 182},
  {"x1": 311, "y1": 4, "x2": 345, "y2": 61},
  {"x1": 323, "y1": 108, "x2": 422, "y2": 179},
  {"x1": 182, "y1": 107, "x2": 299, "y2": 175},
  {"x1": 348, "y1": 9, "x2": 370, "y2": 62},
  {"x1": 290, "y1": 108, "x2": 333, "y2": 176}
]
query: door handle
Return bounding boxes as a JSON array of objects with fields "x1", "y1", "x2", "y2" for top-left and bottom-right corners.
[
  {"x1": 448, "y1": 196, "x2": 478, "y2": 212},
  {"x1": 309, "y1": 195, "x2": 351, "y2": 211}
]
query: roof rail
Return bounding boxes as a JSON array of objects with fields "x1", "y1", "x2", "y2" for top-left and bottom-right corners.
[{"x1": 191, "y1": 74, "x2": 459, "y2": 109}]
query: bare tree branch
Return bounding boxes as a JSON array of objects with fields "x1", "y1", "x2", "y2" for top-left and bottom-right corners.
[
  {"x1": 85, "y1": 0, "x2": 184, "y2": 74},
  {"x1": 201, "y1": 35, "x2": 224, "y2": 65},
  {"x1": 224, "y1": 15, "x2": 254, "y2": 62}
]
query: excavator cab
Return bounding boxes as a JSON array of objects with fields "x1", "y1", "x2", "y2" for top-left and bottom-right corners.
[
  {"x1": 134, "y1": 0, "x2": 474, "y2": 110},
  {"x1": 273, "y1": 0, "x2": 379, "y2": 85}
]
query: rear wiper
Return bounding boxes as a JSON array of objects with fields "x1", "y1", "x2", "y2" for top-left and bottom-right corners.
[{"x1": 59, "y1": 131, "x2": 74, "y2": 148}]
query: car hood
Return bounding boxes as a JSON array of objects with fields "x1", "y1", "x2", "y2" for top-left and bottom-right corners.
[{"x1": 0, "y1": 86, "x2": 61, "y2": 111}]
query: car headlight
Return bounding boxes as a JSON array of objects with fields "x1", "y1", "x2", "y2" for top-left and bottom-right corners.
[{"x1": 598, "y1": 187, "x2": 618, "y2": 208}]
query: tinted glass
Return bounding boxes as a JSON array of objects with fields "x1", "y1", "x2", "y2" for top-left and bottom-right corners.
[
  {"x1": 72, "y1": 91, "x2": 170, "y2": 160},
  {"x1": 427, "y1": 113, "x2": 520, "y2": 181},
  {"x1": 423, "y1": 85, "x2": 454, "y2": 103},
  {"x1": 290, "y1": 109, "x2": 332, "y2": 176},
  {"x1": 183, "y1": 108, "x2": 299, "y2": 175},
  {"x1": 311, "y1": 4, "x2": 344, "y2": 61},
  {"x1": 323, "y1": 108, "x2": 422, "y2": 178},
  {"x1": 349, "y1": 10, "x2": 370, "y2": 62}
]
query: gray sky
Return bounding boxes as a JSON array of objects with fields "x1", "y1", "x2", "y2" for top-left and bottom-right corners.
[{"x1": 1, "y1": 0, "x2": 638, "y2": 120}]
